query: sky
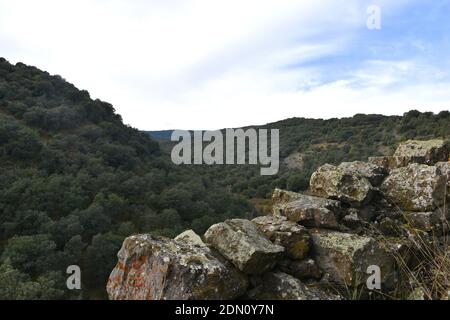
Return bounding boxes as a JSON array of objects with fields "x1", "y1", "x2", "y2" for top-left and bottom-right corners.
[{"x1": 0, "y1": 0, "x2": 449, "y2": 130}]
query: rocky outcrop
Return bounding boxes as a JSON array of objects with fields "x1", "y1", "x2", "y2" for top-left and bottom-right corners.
[
  {"x1": 310, "y1": 164, "x2": 375, "y2": 206},
  {"x1": 381, "y1": 164, "x2": 446, "y2": 212},
  {"x1": 204, "y1": 219, "x2": 284, "y2": 274},
  {"x1": 252, "y1": 215, "x2": 310, "y2": 260},
  {"x1": 107, "y1": 139, "x2": 449, "y2": 300},
  {"x1": 106, "y1": 234, "x2": 248, "y2": 300},
  {"x1": 310, "y1": 229, "x2": 396, "y2": 288}
]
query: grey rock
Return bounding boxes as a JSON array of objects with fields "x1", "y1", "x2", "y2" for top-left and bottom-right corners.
[
  {"x1": 247, "y1": 272, "x2": 340, "y2": 300},
  {"x1": 310, "y1": 229, "x2": 396, "y2": 288},
  {"x1": 277, "y1": 258, "x2": 323, "y2": 280},
  {"x1": 175, "y1": 230, "x2": 208, "y2": 248},
  {"x1": 393, "y1": 139, "x2": 448, "y2": 166},
  {"x1": 252, "y1": 215, "x2": 311, "y2": 260},
  {"x1": 204, "y1": 219, "x2": 284, "y2": 274},
  {"x1": 310, "y1": 164, "x2": 375, "y2": 207},
  {"x1": 338, "y1": 161, "x2": 388, "y2": 186},
  {"x1": 381, "y1": 164, "x2": 446, "y2": 212},
  {"x1": 273, "y1": 191, "x2": 340, "y2": 229}
]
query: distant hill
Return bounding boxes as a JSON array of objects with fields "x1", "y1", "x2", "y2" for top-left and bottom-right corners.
[{"x1": 145, "y1": 130, "x2": 174, "y2": 140}]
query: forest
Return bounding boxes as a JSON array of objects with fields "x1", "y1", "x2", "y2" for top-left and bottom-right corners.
[{"x1": 0, "y1": 57, "x2": 449, "y2": 299}]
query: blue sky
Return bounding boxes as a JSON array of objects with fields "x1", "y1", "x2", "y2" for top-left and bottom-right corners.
[{"x1": 0, "y1": 0, "x2": 449, "y2": 130}]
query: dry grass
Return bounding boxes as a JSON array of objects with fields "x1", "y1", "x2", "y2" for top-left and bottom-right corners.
[{"x1": 391, "y1": 209, "x2": 449, "y2": 300}]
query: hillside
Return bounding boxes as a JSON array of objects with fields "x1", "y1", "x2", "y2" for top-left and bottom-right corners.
[
  {"x1": 148, "y1": 111, "x2": 450, "y2": 205},
  {"x1": 0, "y1": 58, "x2": 250, "y2": 299},
  {"x1": 0, "y1": 57, "x2": 448, "y2": 300}
]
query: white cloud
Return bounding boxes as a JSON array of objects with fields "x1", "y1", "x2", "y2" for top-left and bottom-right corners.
[{"x1": 0, "y1": 0, "x2": 447, "y2": 130}]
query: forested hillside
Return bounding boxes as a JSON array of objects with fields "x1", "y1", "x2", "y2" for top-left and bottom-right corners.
[
  {"x1": 0, "y1": 58, "x2": 250, "y2": 299},
  {"x1": 148, "y1": 111, "x2": 450, "y2": 202},
  {"x1": 0, "y1": 57, "x2": 448, "y2": 299}
]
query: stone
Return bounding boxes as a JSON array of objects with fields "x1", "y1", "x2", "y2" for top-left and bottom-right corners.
[
  {"x1": 247, "y1": 272, "x2": 339, "y2": 300},
  {"x1": 310, "y1": 229, "x2": 396, "y2": 288},
  {"x1": 405, "y1": 211, "x2": 443, "y2": 232},
  {"x1": 338, "y1": 161, "x2": 388, "y2": 186},
  {"x1": 341, "y1": 210, "x2": 366, "y2": 230},
  {"x1": 273, "y1": 192, "x2": 340, "y2": 229},
  {"x1": 368, "y1": 140, "x2": 449, "y2": 170},
  {"x1": 272, "y1": 188, "x2": 305, "y2": 205},
  {"x1": 277, "y1": 258, "x2": 323, "y2": 280},
  {"x1": 174, "y1": 230, "x2": 207, "y2": 248},
  {"x1": 436, "y1": 162, "x2": 450, "y2": 185},
  {"x1": 393, "y1": 139, "x2": 448, "y2": 166},
  {"x1": 381, "y1": 164, "x2": 446, "y2": 212},
  {"x1": 107, "y1": 234, "x2": 248, "y2": 300},
  {"x1": 204, "y1": 219, "x2": 284, "y2": 274},
  {"x1": 310, "y1": 164, "x2": 375, "y2": 207},
  {"x1": 252, "y1": 215, "x2": 310, "y2": 260},
  {"x1": 283, "y1": 152, "x2": 304, "y2": 170}
]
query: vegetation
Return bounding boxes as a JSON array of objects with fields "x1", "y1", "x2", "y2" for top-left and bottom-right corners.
[
  {"x1": 0, "y1": 58, "x2": 250, "y2": 299},
  {"x1": 0, "y1": 57, "x2": 448, "y2": 299}
]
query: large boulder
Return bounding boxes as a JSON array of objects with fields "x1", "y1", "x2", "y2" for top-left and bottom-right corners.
[
  {"x1": 393, "y1": 139, "x2": 448, "y2": 166},
  {"x1": 252, "y1": 215, "x2": 311, "y2": 260},
  {"x1": 310, "y1": 164, "x2": 375, "y2": 207},
  {"x1": 310, "y1": 229, "x2": 396, "y2": 288},
  {"x1": 107, "y1": 234, "x2": 248, "y2": 300},
  {"x1": 204, "y1": 219, "x2": 284, "y2": 274},
  {"x1": 274, "y1": 193, "x2": 340, "y2": 229},
  {"x1": 338, "y1": 161, "x2": 387, "y2": 186},
  {"x1": 381, "y1": 164, "x2": 446, "y2": 212},
  {"x1": 247, "y1": 272, "x2": 339, "y2": 300}
]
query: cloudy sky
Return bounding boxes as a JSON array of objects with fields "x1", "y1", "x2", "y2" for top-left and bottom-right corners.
[{"x1": 1, "y1": 0, "x2": 449, "y2": 130}]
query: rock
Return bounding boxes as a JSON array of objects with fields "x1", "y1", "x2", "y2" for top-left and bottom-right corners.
[
  {"x1": 368, "y1": 140, "x2": 449, "y2": 170},
  {"x1": 378, "y1": 217, "x2": 403, "y2": 236},
  {"x1": 310, "y1": 229, "x2": 396, "y2": 288},
  {"x1": 107, "y1": 234, "x2": 248, "y2": 300},
  {"x1": 274, "y1": 192, "x2": 340, "y2": 229},
  {"x1": 381, "y1": 164, "x2": 446, "y2": 212},
  {"x1": 310, "y1": 164, "x2": 375, "y2": 207},
  {"x1": 252, "y1": 215, "x2": 310, "y2": 260},
  {"x1": 436, "y1": 162, "x2": 450, "y2": 199},
  {"x1": 338, "y1": 161, "x2": 387, "y2": 186},
  {"x1": 283, "y1": 152, "x2": 304, "y2": 170},
  {"x1": 405, "y1": 211, "x2": 443, "y2": 232},
  {"x1": 368, "y1": 156, "x2": 391, "y2": 170},
  {"x1": 277, "y1": 258, "x2": 323, "y2": 280},
  {"x1": 174, "y1": 230, "x2": 207, "y2": 248},
  {"x1": 393, "y1": 139, "x2": 448, "y2": 166},
  {"x1": 342, "y1": 210, "x2": 366, "y2": 230},
  {"x1": 272, "y1": 188, "x2": 305, "y2": 205},
  {"x1": 204, "y1": 219, "x2": 284, "y2": 274},
  {"x1": 436, "y1": 162, "x2": 450, "y2": 185},
  {"x1": 247, "y1": 272, "x2": 339, "y2": 300}
]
